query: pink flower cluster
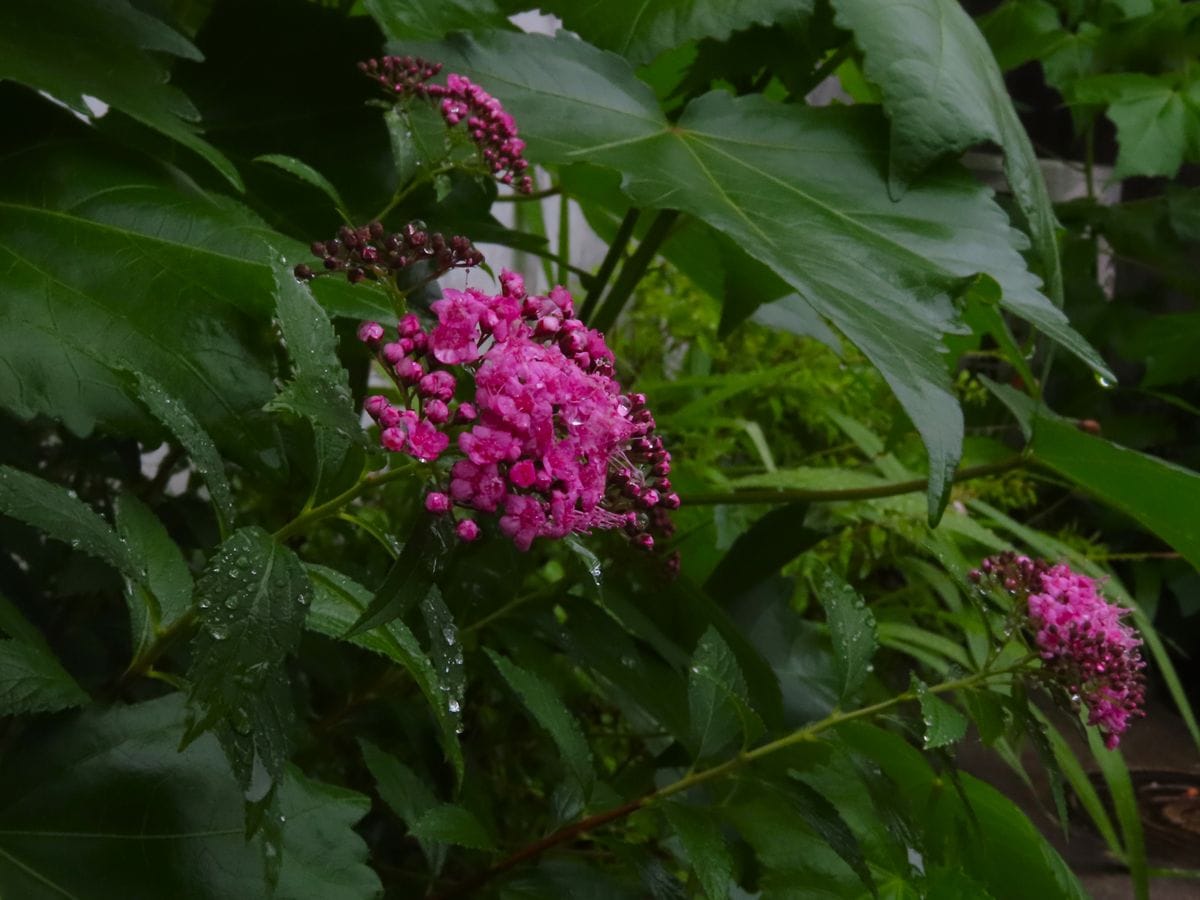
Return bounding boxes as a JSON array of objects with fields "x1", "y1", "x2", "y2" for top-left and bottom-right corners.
[
  {"x1": 971, "y1": 553, "x2": 1145, "y2": 748},
  {"x1": 358, "y1": 270, "x2": 678, "y2": 560},
  {"x1": 360, "y1": 55, "x2": 533, "y2": 193}
]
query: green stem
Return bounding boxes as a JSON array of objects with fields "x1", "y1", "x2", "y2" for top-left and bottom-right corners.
[
  {"x1": 435, "y1": 663, "x2": 1026, "y2": 899},
  {"x1": 274, "y1": 465, "x2": 416, "y2": 542},
  {"x1": 372, "y1": 166, "x2": 456, "y2": 223},
  {"x1": 580, "y1": 209, "x2": 641, "y2": 320},
  {"x1": 681, "y1": 456, "x2": 1026, "y2": 506},
  {"x1": 493, "y1": 185, "x2": 562, "y2": 202},
  {"x1": 590, "y1": 210, "x2": 680, "y2": 333},
  {"x1": 556, "y1": 190, "x2": 571, "y2": 286}
]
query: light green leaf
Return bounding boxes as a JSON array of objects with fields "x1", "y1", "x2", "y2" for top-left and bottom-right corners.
[
  {"x1": 307, "y1": 565, "x2": 464, "y2": 783},
  {"x1": 400, "y1": 30, "x2": 1109, "y2": 519},
  {"x1": 0, "y1": 0, "x2": 240, "y2": 188},
  {"x1": 187, "y1": 527, "x2": 311, "y2": 805},
  {"x1": 979, "y1": 0, "x2": 1065, "y2": 71},
  {"x1": 0, "y1": 694, "x2": 380, "y2": 900},
  {"x1": 409, "y1": 804, "x2": 494, "y2": 851},
  {"x1": 533, "y1": 0, "x2": 810, "y2": 65},
  {"x1": 814, "y1": 564, "x2": 876, "y2": 703},
  {"x1": 912, "y1": 677, "x2": 968, "y2": 749},
  {"x1": 1087, "y1": 730, "x2": 1148, "y2": 900},
  {"x1": 662, "y1": 802, "x2": 734, "y2": 900},
  {"x1": 830, "y1": 0, "x2": 1072, "y2": 311},
  {"x1": 358, "y1": 739, "x2": 445, "y2": 870},
  {"x1": 0, "y1": 465, "x2": 141, "y2": 581},
  {"x1": 687, "y1": 626, "x2": 764, "y2": 759},
  {"x1": 254, "y1": 154, "x2": 347, "y2": 213},
  {"x1": 1068, "y1": 73, "x2": 1200, "y2": 179},
  {"x1": 486, "y1": 650, "x2": 595, "y2": 797}
]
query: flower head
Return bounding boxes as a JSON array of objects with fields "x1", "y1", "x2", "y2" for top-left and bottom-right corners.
[
  {"x1": 971, "y1": 552, "x2": 1145, "y2": 748},
  {"x1": 356, "y1": 269, "x2": 676, "y2": 560}
]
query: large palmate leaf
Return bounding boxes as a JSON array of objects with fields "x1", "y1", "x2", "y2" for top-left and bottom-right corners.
[
  {"x1": 531, "y1": 0, "x2": 811, "y2": 65},
  {"x1": 0, "y1": 0, "x2": 239, "y2": 188},
  {"x1": 0, "y1": 695, "x2": 380, "y2": 900},
  {"x1": 831, "y1": 0, "x2": 1066, "y2": 304},
  {"x1": 397, "y1": 30, "x2": 1109, "y2": 519},
  {"x1": 0, "y1": 142, "x2": 386, "y2": 460}
]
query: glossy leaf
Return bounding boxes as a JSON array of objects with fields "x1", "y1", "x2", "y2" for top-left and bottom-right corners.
[
  {"x1": 814, "y1": 564, "x2": 876, "y2": 703},
  {"x1": 0, "y1": 0, "x2": 240, "y2": 188},
  {"x1": 113, "y1": 494, "x2": 193, "y2": 631},
  {"x1": 0, "y1": 635, "x2": 87, "y2": 716},
  {"x1": 0, "y1": 465, "x2": 141, "y2": 581},
  {"x1": 831, "y1": 0, "x2": 1067, "y2": 305},
  {"x1": 912, "y1": 677, "x2": 968, "y2": 749},
  {"x1": 307, "y1": 565, "x2": 464, "y2": 782},
  {"x1": 187, "y1": 527, "x2": 311, "y2": 805},
  {"x1": 399, "y1": 30, "x2": 1109, "y2": 518},
  {"x1": 486, "y1": 649, "x2": 595, "y2": 796},
  {"x1": 409, "y1": 804, "x2": 494, "y2": 851},
  {"x1": 0, "y1": 694, "x2": 379, "y2": 900},
  {"x1": 348, "y1": 518, "x2": 451, "y2": 636},
  {"x1": 661, "y1": 802, "x2": 734, "y2": 900},
  {"x1": 533, "y1": 0, "x2": 810, "y2": 65},
  {"x1": 365, "y1": 0, "x2": 511, "y2": 41},
  {"x1": 687, "y1": 626, "x2": 763, "y2": 758},
  {"x1": 420, "y1": 587, "x2": 466, "y2": 741}
]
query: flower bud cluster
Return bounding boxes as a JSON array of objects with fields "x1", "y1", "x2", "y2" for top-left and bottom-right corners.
[
  {"x1": 357, "y1": 270, "x2": 677, "y2": 561},
  {"x1": 971, "y1": 552, "x2": 1145, "y2": 748},
  {"x1": 293, "y1": 220, "x2": 483, "y2": 286},
  {"x1": 359, "y1": 55, "x2": 533, "y2": 193}
]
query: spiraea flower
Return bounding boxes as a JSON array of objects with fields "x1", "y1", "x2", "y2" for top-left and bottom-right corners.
[
  {"x1": 357, "y1": 269, "x2": 677, "y2": 560},
  {"x1": 971, "y1": 552, "x2": 1145, "y2": 748},
  {"x1": 358, "y1": 55, "x2": 533, "y2": 193}
]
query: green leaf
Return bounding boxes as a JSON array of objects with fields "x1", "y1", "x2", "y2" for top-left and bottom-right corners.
[
  {"x1": 532, "y1": 0, "x2": 810, "y2": 65},
  {"x1": 401, "y1": 30, "x2": 1108, "y2": 520},
  {"x1": 486, "y1": 649, "x2": 595, "y2": 797},
  {"x1": 0, "y1": 142, "x2": 387, "y2": 452},
  {"x1": 187, "y1": 527, "x2": 311, "y2": 805},
  {"x1": 687, "y1": 626, "x2": 763, "y2": 759},
  {"x1": 0, "y1": 0, "x2": 240, "y2": 188},
  {"x1": 912, "y1": 677, "x2": 968, "y2": 749},
  {"x1": 408, "y1": 804, "x2": 494, "y2": 851},
  {"x1": 419, "y1": 587, "x2": 466, "y2": 740},
  {"x1": 784, "y1": 774, "x2": 877, "y2": 897},
  {"x1": 978, "y1": 0, "x2": 1065, "y2": 71},
  {"x1": 1068, "y1": 73, "x2": 1200, "y2": 179},
  {"x1": 348, "y1": 518, "x2": 450, "y2": 636},
  {"x1": 0, "y1": 694, "x2": 380, "y2": 900},
  {"x1": 358, "y1": 739, "x2": 445, "y2": 870},
  {"x1": 1087, "y1": 731, "x2": 1148, "y2": 900},
  {"x1": 813, "y1": 564, "x2": 876, "y2": 703},
  {"x1": 0, "y1": 465, "x2": 141, "y2": 581},
  {"x1": 131, "y1": 372, "x2": 238, "y2": 535},
  {"x1": 254, "y1": 154, "x2": 347, "y2": 213},
  {"x1": 704, "y1": 503, "x2": 822, "y2": 600},
  {"x1": 830, "y1": 0, "x2": 1072, "y2": 311},
  {"x1": 267, "y1": 266, "x2": 361, "y2": 440},
  {"x1": 993, "y1": 386, "x2": 1200, "y2": 570},
  {"x1": 113, "y1": 494, "x2": 193, "y2": 631},
  {"x1": 307, "y1": 565, "x2": 464, "y2": 783},
  {"x1": 365, "y1": 0, "x2": 511, "y2": 41},
  {"x1": 661, "y1": 802, "x2": 734, "y2": 900},
  {"x1": 0, "y1": 640, "x2": 87, "y2": 716}
]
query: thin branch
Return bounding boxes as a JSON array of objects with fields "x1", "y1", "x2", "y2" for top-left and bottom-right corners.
[
  {"x1": 580, "y1": 209, "x2": 640, "y2": 319},
  {"x1": 432, "y1": 662, "x2": 1030, "y2": 898},
  {"x1": 493, "y1": 186, "x2": 562, "y2": 202},
  {"x1": 680, "y1": 456, "x2": 1026, "y2": 506},
  {"x1": 273, "y1": 465, "x2": 417, "y2": 542},
  {"x1": 590, "y1": 210, "x2": 680, "y2": 333}
]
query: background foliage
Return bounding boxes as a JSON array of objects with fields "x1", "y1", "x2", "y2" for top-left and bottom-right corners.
[{"x1": 0, "y1": 0, "x2": 1198, "y2": 897}]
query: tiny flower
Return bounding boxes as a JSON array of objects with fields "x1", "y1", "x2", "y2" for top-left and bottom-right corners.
[
  {"x1": 357, "y1": 321, "x2": 385, "y2": 344},
  {"x1": 425, "y1": 491, "x2": 450, "y2": 514},
  {"x1": 456, "y1": 519, "x2": 480, "y2": 542},
  {"x1": 424, "y1": 399, "x2": 450, "y2": 424},
  {"x1": 380, "y1": 426, "x2": 407, "y2": 452},
  {"x1": 364, "y1": 395, "x2": 390, "y2": 419}
]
